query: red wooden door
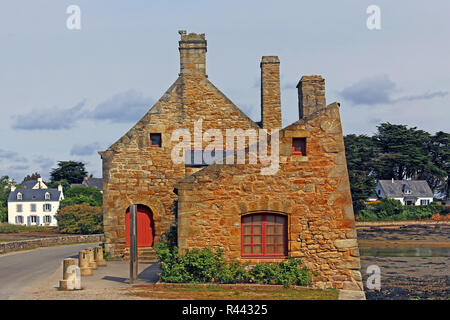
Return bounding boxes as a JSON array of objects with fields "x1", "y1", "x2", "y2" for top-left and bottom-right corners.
[{"x1": 125, "y1": 205, "x2": 154, "y2": 247}]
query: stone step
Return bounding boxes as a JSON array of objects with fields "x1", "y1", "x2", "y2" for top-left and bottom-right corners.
[{"x1": 123, "y1": 247, "x2": 157, "y2": 261}]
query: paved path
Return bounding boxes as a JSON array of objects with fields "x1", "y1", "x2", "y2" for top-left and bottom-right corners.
[{"x1": 0, "y1": 243, "x2": 100, "y2": 300}]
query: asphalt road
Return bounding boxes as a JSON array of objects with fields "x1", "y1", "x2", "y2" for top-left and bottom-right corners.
[{"x1": 0, "y1": 243, "x2": 99, "y2": 300}]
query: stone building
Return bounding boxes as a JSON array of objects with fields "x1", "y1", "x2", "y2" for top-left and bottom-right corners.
[{"x1": 100, "y1": 31, "x2": 363, "y2": 291}]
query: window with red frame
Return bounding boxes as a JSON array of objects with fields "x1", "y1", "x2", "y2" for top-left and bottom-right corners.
[
  {"x1": 150, "y1": 133, "x2": 162, "y2": 148},
  {"x1": 241, "y1": 213, "x2": 287, "y2": 258},
  {"x1": 292, "y1": 138, "x2": 306, "y2": 156}
]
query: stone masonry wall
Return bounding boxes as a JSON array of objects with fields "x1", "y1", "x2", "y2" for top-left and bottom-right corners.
[
  {"x1": 100, "y1": 34, "x2": 262, "y2": 257},
  {"x1": 176, "y1": 103, "x2": 363, "y2": 291},
  {"x1": 261, "y1": 56, "x2": 282, "y2": 130}
]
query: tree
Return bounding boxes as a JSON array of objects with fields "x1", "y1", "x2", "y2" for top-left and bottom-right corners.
[
  {"x1": 60, "y1": 186, "x2": 103, "y2": 208},
  {"x1": 372, "y1": 123, "x2": 430, "y2": 180},
  {"x1": 0, "y1": 176, "x2": 16, "y2": 222},
  {"x1": 47, "y1": 179, "x2": 71, "y2": 194},
  {"x1": 56, "y1": 204, "x2": 103, "y2": 234},
  {"x1": 50, "y1": 161, "x2": 88, "y2": 184},
  {"x1": 22, "y1": 172, "x2": 41, "y2": 183},
  {"x1": 424, "y1": 131, "x2": 450, "y2": 199},
  {"x1": 344, "y1": 134, "x2": 378, "y2": 212}
]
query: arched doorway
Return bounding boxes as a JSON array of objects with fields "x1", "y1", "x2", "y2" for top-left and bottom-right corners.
[{"x1": 125, "y1": 205, "x2": 155, "y2": 247}]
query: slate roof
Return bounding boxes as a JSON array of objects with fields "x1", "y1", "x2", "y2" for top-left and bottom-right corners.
[
  {"x1": 8, "y1": 189, "x2": 61, "y2": 202},
  {"x1": 84, "y1": 178, "x2": 103, "y2": 190},
  {"x1": 22, "y1": 180, "x2": 37, "y2": 189},
  {"x1": 378, "y1": 180, "x2": 434, "y2": 198}
]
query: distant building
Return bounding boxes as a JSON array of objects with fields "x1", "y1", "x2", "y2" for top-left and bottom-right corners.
[
  {"x1": 374, "y1": 179, "x2": 434, "y2": 206},
  {"x1": 71, "y1": 177, "x2": 103, "y2": 193},
  {"x1": 7, "y1": 178, "x2": 64, "y2": 226}
]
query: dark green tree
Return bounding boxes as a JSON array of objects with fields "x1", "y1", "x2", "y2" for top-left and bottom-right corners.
[
  {"x1": 344, "y1": 134, "x2": 378, "y2": 212},
  {"x1": 47, "y1": 179, "x2": 71, "y2": 194},
  {"x1": 50, "y1": 161, "x2": 88, "y2": 184},
  {"x1": 60, "y1": 186, "x2": 103, "y2": 208},
  {"x1": 0, "y1": 176, "x2": 16, "y2": 222},
  {"x1": 372, "y1": 123, "x2": 430, "y2": 180}
]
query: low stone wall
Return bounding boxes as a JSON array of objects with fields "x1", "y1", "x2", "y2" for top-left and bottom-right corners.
[
  {"x1": 0, "y1": 234, "x2": 105, "y2": 254},
  {"x1": 356, "y1": 221, "x2": 450, "y2": 227}
]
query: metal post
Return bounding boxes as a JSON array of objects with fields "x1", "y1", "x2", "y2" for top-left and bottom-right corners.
[{"x1": 129, "y1": 204, "x2": 138, "y2": 283}]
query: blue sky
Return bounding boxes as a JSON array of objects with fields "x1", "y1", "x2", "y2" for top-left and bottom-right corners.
[{"x1": 1, "y1": 0, "x2": 449, "y2": 181}]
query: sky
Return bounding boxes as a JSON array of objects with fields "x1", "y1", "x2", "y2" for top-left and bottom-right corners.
[{"x1": 0, "y1": 0, "x2": 449, "y2": 182}]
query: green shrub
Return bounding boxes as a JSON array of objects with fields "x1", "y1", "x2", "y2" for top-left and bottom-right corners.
[
  {"x1": 358, "y1": 198, "x2": 443, "y2": 221},
  {"x1": 155, "y1": 227, "x2": 312, "y2": 287},
  {"x1": 56, "y1": 204, "x2": 103, "y2": 234},
  {"x1": 250, "y1": 258, "x2": 311, "y2": 287}
]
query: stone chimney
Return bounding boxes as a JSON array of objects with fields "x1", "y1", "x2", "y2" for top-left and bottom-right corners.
[
  {"x1": 260, "y1": 56, "x2": 282, "y2": 130},
  {"x1": 297, "y1": 75, "x2": 326, "y2": 119},
  {"x1": 58, "y1": 184, "x2": 63, "y2": 192},
  {"x1": 178, "y1": 30, "x2": 207, "y2": 76},
  {"x1": 11, "y1": 185, "x2": 15, "y2": 192}
]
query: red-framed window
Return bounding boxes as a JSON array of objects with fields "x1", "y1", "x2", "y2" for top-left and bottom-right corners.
[
  {"x1": 150, "y1": 133, "x2": 162, "y2": 148},
  {"x1": 292, "y1": 138, "x2": 306, "y2": 156},
  {"x1": 241, "y1": 213, "x2": 288, "y2": 258}
]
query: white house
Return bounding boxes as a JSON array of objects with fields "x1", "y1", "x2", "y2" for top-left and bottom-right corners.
[
  {"x1": 374, "y1": 179, "x2": 434, "y2": 206},
  {"x1": 7, "y1": 178, "x2": 64, "y2": 227}
]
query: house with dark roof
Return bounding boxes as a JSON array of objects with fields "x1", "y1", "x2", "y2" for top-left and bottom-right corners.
[
  {"x1": 374, "y1": 179, "x2": 434, "y2": 206},
  {"x1": 71, "y1": 177, "x2": 103, "y2": 193},
  {"x1": 7, "y1": 178, "x2": 64, "y2": 226}
]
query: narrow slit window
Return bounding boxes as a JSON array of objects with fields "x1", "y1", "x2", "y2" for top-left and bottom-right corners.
[
  {"x1": 292, "y1": 138, "x2": 306, "y2": 156},
  {"x1": 150, "y1": 133, "x2": 162, "y2": 148}
]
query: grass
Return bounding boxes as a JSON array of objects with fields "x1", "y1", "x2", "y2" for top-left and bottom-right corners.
[
  {"x1": 127, "y1": 283, "x2": 338, "y2": 300},
  {"x1": 0, "y1": 223, "x2": 58, "y2": 234}
]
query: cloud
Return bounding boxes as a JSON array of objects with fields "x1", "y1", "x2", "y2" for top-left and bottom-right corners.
[
  {"x1": 393, "y1": 91, "x2": 448, "y2": 103},
  {"x1": 89, "y1": 90, "x2": 154, "y2": 123},
  {"x1": 0, "y1": 149, "x2": 19, "y2": 159},
  {"x1": 340, "y1": 75, "x2": 448, "y2": 105},
  {"x1": 11, "y1": 90, "x2": 155, "y2": 131},
  {"x1": 70, "y1": 142, "x2": 101, "y2": 156},
  {"x1": 340, "y1": 74, "x2": 396, "y2": 105},
  {"x1": 12, "y1": 100, "x2": 86, "y2": 130},
  {"x1": 35, "y1": 156, "x2": 54, "y2": 171}
]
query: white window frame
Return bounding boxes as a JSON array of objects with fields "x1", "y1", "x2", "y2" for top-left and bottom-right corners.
[
  {"x1": 45, "y1": 192, "x2": 50, "y2": 200},
  {"x1": 44, "y1": 215, "x2": 51, "y2": 224},
  {"x1": 30, "y1": 215, "x2": 37, "y2": 224},
  {"x1": 17, "y1": 193, "x2": 22, "y2": 200},
  {"x1": 43, "y1": 203, "x2": 52, "y2": 212},
  {"x1": 17, "y1": 215, "x2": 24, "y2": 224}
]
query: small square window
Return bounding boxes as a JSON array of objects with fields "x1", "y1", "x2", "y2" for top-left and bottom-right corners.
[
  {"x1": 150, "y1": 133, "x2": 162, "y2": 148},
  {"x1": 292, "y1": 138, "x2": 306, "y2": 156}
]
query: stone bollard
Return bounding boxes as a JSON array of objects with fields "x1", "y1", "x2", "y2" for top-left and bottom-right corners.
[
  {"x1": 94, "y1": 246, "x2": 107, "y2": 267},
  {"x1": 86, "y1": 248, "x2": 97, "y2": 270},
  {"x1": 59, "y1": 258, "x2": 81, "y2": 290},
  {"x1": 78, "y1": 250, "x2": 93, "y2": 276}
]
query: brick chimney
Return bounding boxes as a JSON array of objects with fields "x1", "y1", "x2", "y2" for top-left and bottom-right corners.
[
  {"x1": 260, "y1": 56, "x2": 282, "y2": 130},
  {"x1": 178, "y1": 30, "x2": 207, "y2": 76},
  {"x1": 297, "y1": 75, "x2": 326, "y2": 119}
]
